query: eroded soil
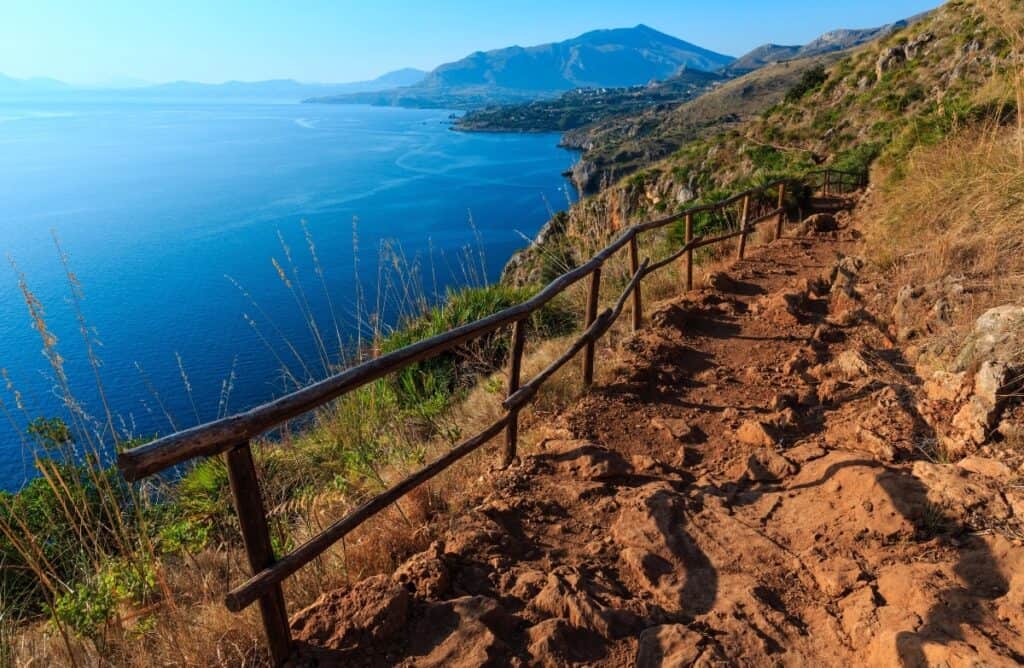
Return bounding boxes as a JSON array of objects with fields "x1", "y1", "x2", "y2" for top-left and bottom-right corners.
[{"x1": 290, "y1": 203, "x2": 1024, "y2": 667}]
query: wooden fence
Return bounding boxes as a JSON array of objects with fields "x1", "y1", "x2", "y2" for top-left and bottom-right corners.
[{"x1": 117, "y1": 168, "x2": 862, "y2": 664}]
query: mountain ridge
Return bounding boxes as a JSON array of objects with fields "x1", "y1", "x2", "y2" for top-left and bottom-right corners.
[
  {"x1": 0, "y1": 68, "x2": 427, "y2": 100},
  {"x1": 306, "y1": 25, "x2": 733, "y2": 109}
]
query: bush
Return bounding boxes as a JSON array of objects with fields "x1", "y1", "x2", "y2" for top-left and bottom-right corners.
[
  {"x1": 784, "y1": 65, "x2": 828, "y2": 104},
  {"x1": 380, "y1": 284, "x2": 576, "y2": 406}
]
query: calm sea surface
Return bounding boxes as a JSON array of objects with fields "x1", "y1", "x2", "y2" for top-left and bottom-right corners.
[{"x1": 0, "y1": 99, "x2": 574, "y2": 489}]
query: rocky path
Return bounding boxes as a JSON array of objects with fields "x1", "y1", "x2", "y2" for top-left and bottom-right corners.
[{"x1": 290, "y1": 205, "x2": 1024, "y2": 667}]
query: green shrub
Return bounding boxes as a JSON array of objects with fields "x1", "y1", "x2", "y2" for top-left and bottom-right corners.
[{"x1": 784, "y1": 65, "x2": 828, "y2": 104}]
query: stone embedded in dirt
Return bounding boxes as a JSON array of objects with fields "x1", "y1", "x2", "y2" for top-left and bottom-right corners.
[
  {"x1": 768, "y1": 408, "x2": 798, "y2": 429},
  {"x1": 611, "y1": 483, "x2": 716, "y2": 617},
  {"x1": 635, "y1": 624, "x2": 705, "y2": 668},
  {"x1": 829, "y1": 256, "x2": 864, "y2": 297},
  {"x1": 536, "y1": 439, "x2": 633, "y2": 481},
  {"x1": 824, "y1": 385, "x2": 917, "y2": 461},
  {"x1": 407, "y1": 596, "x2": 516, "y2": 668},
  {"x1": 290, "y1": 574, "x2": 410, "y2": 651},
  {"x1": 703, "y1": 271, "x2": 738, "y2": 292},
  {"x1": 912, "y1": 461, "x2": 1012, "y2": 521},
  {"x1": 797, "y1": 213, "x2": 838, "y2": 236},
  {"x1": 393, "y1": 541, "x2": 449, "y2": 600},
  {"x1": 744, "y1": 447, "x2": 798, "y2": 482},
  {"x1": 956, "y1": 455, "x2": 1013, "y2": 480},
  {"x1": 752, "y1": 287, "x2": 808, "y2": 325},
  {"x1": 650, "y1": 416, "x2": 700, "y2": 443},
  {"x1": 816, "y1": 378, "x2": 851, "y2": 405},
  {"x1": 830, "y1": 348, "x2": 875, "y2": 380},
  {"x1": 785, "y1": 442, "x2": 827, "y2": 463},
  {"x1": 811, "y1": 556, "x2": 864, "y2": 597},
  {"x1": 529, "y1": 568, "x2": 638, "y2": 638},
  {"x1": 770, "y1": 391, "x2": 798, "y2": 411},
  {"x1": 923, "y1": 370, "x2": 967, "y2": 403},
  {"x1": 826, "y1": 289, "x2": 865, "y2": 327},
  {"x1": 736, "y1": 420, "x2": 777, "y2": 448},
  {"x1": 783, "y1": 347, "x2": 818, "y2": 376},
  {"x1": 526, "y1": 618, "x2": 607, "y2": 666}
]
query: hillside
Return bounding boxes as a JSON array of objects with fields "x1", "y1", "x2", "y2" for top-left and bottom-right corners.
[
  {"x1": 453, "y1": 68, "x2": 725, "y2": 134},
  {"x1": 503, "y1": 0, "x2": 1010, "y2": 284},
  {"x1": 305, "y1": 25, "x2": 733, "y2": 109},
  {"x1": 559, "y1": 53, "x2": 846, "y2": 195}
]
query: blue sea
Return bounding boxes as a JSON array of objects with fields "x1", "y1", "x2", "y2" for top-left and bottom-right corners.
[{"x1": 0, "y1": 99, "x2": 575, "y2": 490}]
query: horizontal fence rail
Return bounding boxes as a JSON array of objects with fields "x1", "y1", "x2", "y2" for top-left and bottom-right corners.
[{"x1": 117, "y1": 168, "x2": 863, "y2": 665}]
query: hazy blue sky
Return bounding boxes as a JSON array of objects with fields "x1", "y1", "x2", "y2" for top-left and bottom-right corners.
[{"x1": 2, "y1": 0, "x2": 941, "y2": 84}]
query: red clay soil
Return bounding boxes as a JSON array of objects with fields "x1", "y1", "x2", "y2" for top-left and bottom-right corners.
[{"x1": 290, "y1": 201, "x2": 1024, "y2": 667}]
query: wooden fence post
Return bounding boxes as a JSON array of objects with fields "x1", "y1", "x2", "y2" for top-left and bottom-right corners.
[
  {"x1": 684, "y1": 213, "x2": 694, "y2": 290},
  {"x1": 824, "y1": 170, "x2": 831, "y2": 196},
  {"x1": 629, "y1": 235, "x2": 642, "y2": 331},
  {"x1": 736, "y1": 194, "x2": 751, "y2": 261},
  {"x1": 503, "y1": 319, "x2": 527, "y2": 466},
  {"x1": 582, "y1": 267, "x2": 601, "y2": 387},
  {"x1": 225, "y1": 442, "x2": 292, "y2": 667},
  {"x1": 774, "y1": 182, "x2": 786, "y2": 240}
]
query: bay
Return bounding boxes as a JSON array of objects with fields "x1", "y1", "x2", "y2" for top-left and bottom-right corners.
[{"x1": 0, "y1": 99, "x2": 575, "y2": 490}]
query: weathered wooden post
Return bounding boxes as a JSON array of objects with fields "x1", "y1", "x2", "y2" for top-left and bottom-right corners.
[
  {"x1": 684, "y1": 212, "x2": 694, "y2": 290},
  {"x1": 736, "y1": 194, "x2": 751, "y2": 260},
  {"x1": 823, "y1": 170, "x2": 831, "y2": 196},
  {"x1": 503, "y1": 319, "x2": 527, "y2": 466},
  {"x1": 225, "y1": 442, "x2": 292, "y2": 666},
  {"x1": 629, "y1": 234, "x2": 642, "y2": 331},
  {"x1": 774, "y1": 182, "x2": 786, "y2": 240},
  {"x1": 582, "y1": 267, "x2": 601, "y2": 387}
]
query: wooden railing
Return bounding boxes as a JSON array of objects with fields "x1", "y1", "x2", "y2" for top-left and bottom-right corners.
[
  {"x1": 805, "y1": 168, "x2": 866, "y2": 196},
  {"x1": 117, "y1": 168, "x2": 861, "y2": 664}
]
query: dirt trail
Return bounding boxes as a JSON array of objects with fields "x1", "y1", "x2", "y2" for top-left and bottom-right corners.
[{"x1": 291, "y1": 201, "x2": 1024, "y2": 667}]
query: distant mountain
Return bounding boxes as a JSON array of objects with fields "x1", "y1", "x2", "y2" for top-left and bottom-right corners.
[
  {"x1": 0, "y1": 73, "x2": 69, "y2": 94},
  {"x1": 307, "y1": 25, "x2": 734, "y2": 109},
  {"x1": 722, "y1": 44, "x2": 803, "y2": 76},
  {"x1": 138, "y1": 69, "x2": 427, "y2": 99},
  {"x1": 0, "y1": 69, "x2": 426, "y2": 101},
  {"x1": 722, "y1": 16, "x2": 929, "y2": 76}
]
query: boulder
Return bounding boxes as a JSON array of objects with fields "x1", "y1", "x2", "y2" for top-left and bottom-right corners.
[
  {"x1": 876, "y1": 46, "x2": 906, "y2": 78},
  {"x1": 408, "y1": 596, "x2": 516, "y2": 668},
  {"x1": 949, "y1": 361, "x2": 1013, "y2": 449},
  {"x1": 526, "y1": 618, "x2": 606, "y2": 666},
  {"x1": 290, "y1": 574, "x2": 410, "y2": 651},
  {"x1": 954, "y1": 304, "x2": 1024, "y2": 372}
]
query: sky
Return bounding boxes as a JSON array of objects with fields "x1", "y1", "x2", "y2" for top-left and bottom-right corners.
[{"x1": 1, "y1": 0, "x2": 941, "y2": 85}]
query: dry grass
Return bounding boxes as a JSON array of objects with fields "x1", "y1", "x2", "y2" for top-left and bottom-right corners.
[{"x1": 863, "y1": 125, "x2": 1024, "y2": 341}]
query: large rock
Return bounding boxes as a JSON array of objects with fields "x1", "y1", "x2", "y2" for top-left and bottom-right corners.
[
  {"x1": 535, "y1": 440, "x2": 633, "y2": 481},
  {"x1": 527, "y1": 618, "x2": 606, "y2": 666},
  {"x1": 954, "y1": 304, "x2": 1024, "y2": 371},
  {"x1": 408, "y1": 596, "x2": 517, "y2": 668},
  {"x1": 290, "y1": 574, "x2": 410, "y2": 651},
  {"x1": 949, "y1": 360, "x2": 1014, "y2": 451}
]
